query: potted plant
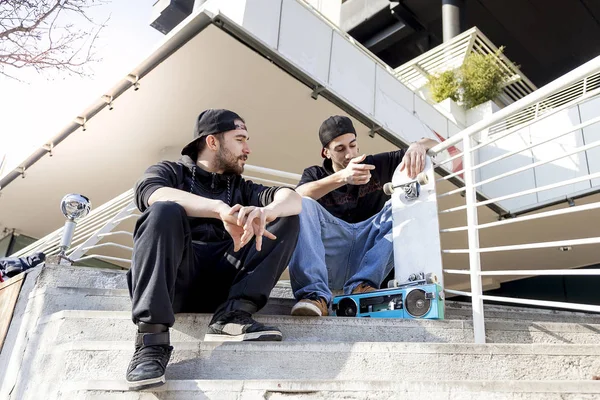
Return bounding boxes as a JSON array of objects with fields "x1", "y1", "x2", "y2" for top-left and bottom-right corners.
[{"x1": 428, "y1": 47, "x2": 508, "y2": 127}]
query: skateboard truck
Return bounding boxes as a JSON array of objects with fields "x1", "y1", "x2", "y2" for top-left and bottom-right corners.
[
  {"x1": 387, "y1": 272, "x2": 438, "y2": 289},
  {"x1": 382, "y1": 172, "x2": 429, "y2": 199}
]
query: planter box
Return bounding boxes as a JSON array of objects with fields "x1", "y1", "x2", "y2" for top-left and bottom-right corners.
[
  {"x1": 434, "y1": 98, "x2": 466, "y2": 128},
  {"x1": 466, "y1": 100, "x2": 502, "y2": 141}
]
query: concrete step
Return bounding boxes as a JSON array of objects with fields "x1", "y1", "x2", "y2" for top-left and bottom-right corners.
[
  {"x1": 58, "y1": 379, "x2": 600, "y2": 400},
  {"x1": 45, "y1": 341, "x2": 600, "y2": 382},
  {"x1": 36, "y1": 265, "x2": 600, "y2": 324},
  {"x1": 30, "y1": 284, "x2": 600, "y2": 326},
  {"x1": 26, "y1": 286, "x2": 294, "y2": 318},
  {"x1": 36, "y1": 265, "x2": 294, "y2": 299},
  {"x1": 37, "y1": 310, "x2": 600, "y2": 345}
]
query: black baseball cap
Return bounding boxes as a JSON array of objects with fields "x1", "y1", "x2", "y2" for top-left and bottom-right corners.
[
  {"x1": 181, "y1": 109, "x2": 245, "y2": 156},
  {"x1": 319, "y1": 116, "x2": 356, "y2": 158}
]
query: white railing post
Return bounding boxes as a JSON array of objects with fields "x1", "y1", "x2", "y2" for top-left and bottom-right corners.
[{"x1": 462, "y1": 135, "x2": 486, "y2": 343}]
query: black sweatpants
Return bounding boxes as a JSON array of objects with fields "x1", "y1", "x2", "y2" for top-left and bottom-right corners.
[{"x1": 126, "y1": 201, "x2": 300, "y2": 327}]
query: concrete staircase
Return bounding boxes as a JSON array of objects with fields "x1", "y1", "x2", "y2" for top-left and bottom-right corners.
[{"x1": 1, "y1": 265, "x2": 600, "y2": 400}]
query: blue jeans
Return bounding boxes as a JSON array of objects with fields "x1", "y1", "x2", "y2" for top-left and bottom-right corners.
[{"x1": 289, "y1": 197, "x2": 395, "y2": 304}]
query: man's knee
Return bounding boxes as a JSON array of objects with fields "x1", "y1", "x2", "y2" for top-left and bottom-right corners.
[
  {"x1": 134, "y1": 202, "x2": 187, "y2": 238},
  {"x1": 143, "y1": 201, "x2": 187, "y2": 224},
  {"x1": 301, "y1": 197, "x2": 321, "y2": 214},
  {"x1": 299, "y1": 197, "x2": 330, "y2": 225}
]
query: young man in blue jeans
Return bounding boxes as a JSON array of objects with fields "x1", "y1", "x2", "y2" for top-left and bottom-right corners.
[{"x1": 289, "y1": 116, "x2": 438, "y2": 316}]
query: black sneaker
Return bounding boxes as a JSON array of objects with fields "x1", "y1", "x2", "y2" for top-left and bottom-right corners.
[
  {"x1": 204, "y1": 310, "x2": 282, "y2": 342},
  {"x1": 126, "y1": 331, "x2": 173, "y2": 390}
]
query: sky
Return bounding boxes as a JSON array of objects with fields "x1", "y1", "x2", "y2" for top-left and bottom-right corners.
[{"x1": 0, "y1": 0, "x2": 164, "y2": 175}]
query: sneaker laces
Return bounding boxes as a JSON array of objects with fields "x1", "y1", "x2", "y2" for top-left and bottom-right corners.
[{"x1": 130, "y1": 345, "x2": 171, "y2": 370}]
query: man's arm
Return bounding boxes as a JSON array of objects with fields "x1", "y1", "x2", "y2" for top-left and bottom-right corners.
[
  {"x1": 263, "y1": 187, "x2": 302, "y2": 218},
  {"x1": 400, "y1": 137, "x2": 439, "y2": 178},
  {"x1": 148, "y1": 187, "x2": 229, "y2": 219},
  {"x1": 296, "y1": 154, "x2": 375, "y2": 200},
  {"x1": 230, "y1": 188, "x2": 302, "y2": 251},
  {"x1": 295, "y1": 173, "x2": 345, "y2": 200},
  {"x1": 418, "y1": 137, "x2": 439, "y2": 151}
]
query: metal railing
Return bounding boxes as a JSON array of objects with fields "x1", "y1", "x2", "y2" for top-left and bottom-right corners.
[
  {"x1": 12, "y1": 190, "x2": 137, "y2": 264},
  {"x1": 13, "y1": 166, "x2": 302, "y2": 268},
  {"x1": 393, "y1": 27, "x2": 537, "y2": 107},
  {"x1": 431, "y1": 55, "x2": 600, "y2": 343}
]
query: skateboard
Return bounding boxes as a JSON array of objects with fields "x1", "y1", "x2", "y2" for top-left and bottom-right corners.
[{"x1": 387, "y1": 155, "x2": 443, "y2": 290}]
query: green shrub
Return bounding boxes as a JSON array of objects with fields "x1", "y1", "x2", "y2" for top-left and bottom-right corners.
[
  {"x1": 428, "y1": 70, "x2": 460, "y2": 103},
  {"x1": 427, "y1": 47, "x2": 508, "y2": 109},
  {"x1": 460, "y1": 47, "x2": 507, "y2": 109}
]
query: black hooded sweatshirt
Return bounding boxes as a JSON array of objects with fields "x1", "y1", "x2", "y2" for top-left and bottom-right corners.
[{"x1": 134, "y1": 155, "x2": 283, "y2": 242}]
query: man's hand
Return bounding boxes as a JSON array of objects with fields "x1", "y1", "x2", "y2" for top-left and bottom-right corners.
[
  {"x1": 241, "y1": 206, "x2": 277, "y2": 252},
  {"x1": 340, "y1": 154, "x2": 375, "y2": 185},
  {"x1": 218, "y1": 204, "x2": 246, "y2": 252},
  {"x1": 400, "y1": 142, "x2": 427, "y2": 179},
  {"x1": 221, "y1": 204, "x2": 277, "y2": 252}
]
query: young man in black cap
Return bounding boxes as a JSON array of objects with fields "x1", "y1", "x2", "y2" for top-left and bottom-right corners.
[
  {"x1": 125, "y1": 109, "x2": 301, "y2": 389},
  {"x1": 288, "y1": 115, "x2": 437, "y2": 316}
]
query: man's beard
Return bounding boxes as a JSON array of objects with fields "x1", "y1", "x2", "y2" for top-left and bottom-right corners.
[{"x1": 216, "y1": 146, "x2": 246, "y2": 175}]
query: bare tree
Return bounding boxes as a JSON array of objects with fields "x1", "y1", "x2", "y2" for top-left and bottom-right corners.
[{"x1": 0, "y1": 0, "x2": 108, "y2": 80}]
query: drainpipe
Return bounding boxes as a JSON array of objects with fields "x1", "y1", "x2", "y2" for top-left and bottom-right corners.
[{"x1": 442, "y1": 0, "x2": 463, "y2": 42}]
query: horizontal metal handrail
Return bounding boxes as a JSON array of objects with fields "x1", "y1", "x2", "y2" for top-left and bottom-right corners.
[
  {"x1": 81, "y1": 243, "x2": 133, "y2": 252},
  {"x1": 73, "y1": 254, "x2": 132, "y2": 264},
  {"x1": 444, "y1": 289, "x2": 600, "y2": 313},
  {"x1": 444, "y1": 289, "x2": 472, "y2": 297},
  {"x1": 244, "y1": 165, "x2": 302, "y2": 182},
  {"x1": 440, "y1": 201, "x2": 600, "y2": 232},
  {"x1": 437, "y1": 113, "x2": 600, "y2": 182},
  {"x1": 111, "y1": 214, "x2": 140, "y2": 224},
  {"x1": 443, "y1": 237, "x2": 600, "y2": 254},
  {"x1": 439, "y1": 139, "x2": 600, "y2": 199},
  {"x1": 97, "y1": 231, "x2": 133, "y2": 238},
  {"x1": 480, "y1": 295, "x2": 600, "y2": 313},
  {"x1": 445, "y1": 269, "x2": 600, "y2": 276},
  {"x1": 440, "y1": 171, "x2": 600, "y2": 213}
]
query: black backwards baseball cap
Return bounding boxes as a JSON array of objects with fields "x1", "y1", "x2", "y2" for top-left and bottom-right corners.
[
  {"x1": 181, "y1": 109, "x2": 246, "y2": 156},
  {"x1": 319, "y1": 116, "x2": 356, "y2": 158}
]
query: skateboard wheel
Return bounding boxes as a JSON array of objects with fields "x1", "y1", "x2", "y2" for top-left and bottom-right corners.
[
  {"x1": 383, "y1": 182, "x2": 395, "y2": 196},
  {"x1": 425, "y1": 273, "x2": 438, "y2": 284},
  {"x1": 416, "y1": 172, "x2": 429, "y2": 185}
]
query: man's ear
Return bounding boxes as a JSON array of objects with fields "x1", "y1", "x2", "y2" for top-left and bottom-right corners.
[{"x1": 206, "y1": 135, "x2": 219, "y2": 151}]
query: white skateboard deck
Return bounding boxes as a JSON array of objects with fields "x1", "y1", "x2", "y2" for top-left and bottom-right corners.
[{"x1": 389, "y1": 156, "x2": 444, "y2": 289}]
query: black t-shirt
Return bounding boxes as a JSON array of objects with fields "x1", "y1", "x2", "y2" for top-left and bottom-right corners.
[{"x1": 297, "y1": 150, "x2": 405, "y2": 223}]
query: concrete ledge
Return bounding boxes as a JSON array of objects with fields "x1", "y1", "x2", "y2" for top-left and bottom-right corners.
[
  {"x1": 41, "y1": 341, "x2": 600, "y2": 382},
  {"x1": 35, "y1": 310, "x2": 600, "y2": 345},
  {"x1": 61, "y1": 379, "x2": 600, "y2": 394},
  {"x1": 36, "y1": 265, "x2": 600, "y2": 323}
]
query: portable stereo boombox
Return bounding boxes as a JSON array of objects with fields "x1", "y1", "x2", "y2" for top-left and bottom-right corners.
[{"x1": 332, "y1": 283, "x2": 444, "y2": 319}]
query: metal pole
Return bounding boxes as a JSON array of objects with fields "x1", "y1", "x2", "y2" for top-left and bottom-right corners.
[
  {"x1": 462, "y1": 135, "x2": 486, "y2": 343},
  {"x1": 442, "y1": 0, "x2": 462, "y2": 42}
]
